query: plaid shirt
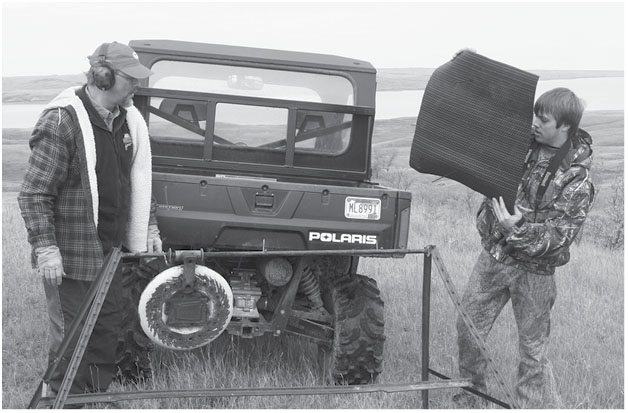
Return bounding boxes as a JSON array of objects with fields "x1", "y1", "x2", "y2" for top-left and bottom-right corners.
[{"x1": 19, "y1": 105, "x2": 108, "y2": 280}]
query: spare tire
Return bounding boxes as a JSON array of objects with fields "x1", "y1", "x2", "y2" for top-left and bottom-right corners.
[{"x1": 138, "y1": 264, "x2": 233, "y2": 350}]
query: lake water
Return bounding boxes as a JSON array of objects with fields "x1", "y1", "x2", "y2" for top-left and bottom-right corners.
[
  {"x1": 2, "y1": 77, "x2": 623, "y2": 129},
  {"x1": 375, "y1": 77, "x2": 624, "y2": 119}
]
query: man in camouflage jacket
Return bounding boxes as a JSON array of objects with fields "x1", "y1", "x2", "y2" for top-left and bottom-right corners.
[{"x1": 454, "y1": 88, "x2": 594, "y2": 408}]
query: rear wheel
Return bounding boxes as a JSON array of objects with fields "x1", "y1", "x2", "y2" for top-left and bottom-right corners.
[
  {"x1": 116, "y1": 258, "x2": 166, "y2": 382},
  {"x1": 318, "y1": 266, "x2": 385, "y2": 384}
]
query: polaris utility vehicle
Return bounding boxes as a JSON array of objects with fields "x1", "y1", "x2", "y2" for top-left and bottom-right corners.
[{"x1": 129, "y1": 39, "x2": 412, "y2": 384}]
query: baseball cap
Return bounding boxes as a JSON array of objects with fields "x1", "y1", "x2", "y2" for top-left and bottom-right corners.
[{"x1": 88, "y1": 41, "x2": 153, "y2": 79}]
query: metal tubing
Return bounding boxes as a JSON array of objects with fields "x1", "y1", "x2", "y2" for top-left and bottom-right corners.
[
  {"x1": 173, "y1": 248, "x2": 428, "y2": 260},
  {"x1": 428, "y1": 369, "x2": 511, "y2": 409},
  {"x1": 122, "y1": 248, "x2": 429, "y2": 265},
  {"x1": 421, "y1": 247, "x2": 433, "y2": 409},
  {"x1": 37, "y1": 379, "x2": 473, "y2": 407}
]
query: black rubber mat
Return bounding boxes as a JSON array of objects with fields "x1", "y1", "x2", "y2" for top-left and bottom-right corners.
[{"x1": 409, "y1": 50, "x2": 538, "y2": 210}]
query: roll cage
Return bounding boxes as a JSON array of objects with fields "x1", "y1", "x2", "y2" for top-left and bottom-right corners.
[{"x1": 130, "y1": 40, "x2": 378, "y2": 184}]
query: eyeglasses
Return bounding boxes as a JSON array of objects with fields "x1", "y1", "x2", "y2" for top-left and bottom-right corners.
[{"x1": 115, "y1": 71, "x2": 139, "y2": 86}]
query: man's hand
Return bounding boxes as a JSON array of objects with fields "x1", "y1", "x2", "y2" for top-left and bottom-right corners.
[
  {"x1": 452, "y1": 47, "x2": 477, "y2": 60},
  {"x1": 147, "y1": 224, "x2": 163, "y2": 253},
  {"x1": 36, "y1": 245, "x2": 65, "y2": 286},
  {"x1": 491, "y1": 196, "x2": 524, "y2": 231}
]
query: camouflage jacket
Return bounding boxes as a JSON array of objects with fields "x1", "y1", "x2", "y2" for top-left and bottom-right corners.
[{"x1": 476, "y1": 129, "x2": 595, "y2": 275}]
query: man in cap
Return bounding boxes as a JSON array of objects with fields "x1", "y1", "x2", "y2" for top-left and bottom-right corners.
[{"x1": 18, "y1": 41, "x2": 162, "y2": 397}]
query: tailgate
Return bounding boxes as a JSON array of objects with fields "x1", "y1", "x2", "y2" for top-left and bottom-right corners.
[{"x1": 153, "y1": 172, "x2": 411, "y2": 251}]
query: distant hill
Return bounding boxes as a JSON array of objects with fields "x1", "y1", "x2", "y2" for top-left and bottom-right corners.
[
  {"x1": 2, "y1": 74, "x2": 85, "y2": 103},
  {"x1": 2, "y1": 69, "x2": 623, "y2": 102},
  {"x1": 376, "y1": 68, "x2": 623, "y2": 91}
]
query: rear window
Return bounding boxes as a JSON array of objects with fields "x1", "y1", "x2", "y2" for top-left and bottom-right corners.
[
  {"x1": 146, "y1": 60, "x2": 369, "y2": 172},
  {"x1": 149, "y1": 61, "x2": 355, "y2": 105}
]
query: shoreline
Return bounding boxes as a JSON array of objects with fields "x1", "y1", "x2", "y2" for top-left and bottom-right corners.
[
  {"x1": 3, "y1": 73, "x2": 624, "y2": 104},
  {"x1": 2, "y1": 109, "x2": 624, "y2": 133}
]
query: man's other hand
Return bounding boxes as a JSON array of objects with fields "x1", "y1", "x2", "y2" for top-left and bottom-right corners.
[
  {"x1": 147, "y1": 224, "x2": 163, "y2": 253},
  {"x1": 36, "y1": 245, "x2": 65, "y2": 286},
  {"x1": 491, "y1": 196, "x2": 524, "y2": 231}
]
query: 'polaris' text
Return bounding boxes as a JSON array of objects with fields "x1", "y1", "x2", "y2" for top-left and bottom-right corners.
[{"x1": 309, "y1": 232, "x2": 378, "y2": 245}]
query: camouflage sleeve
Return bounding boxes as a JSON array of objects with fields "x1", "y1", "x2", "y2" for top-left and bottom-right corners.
[
  {"x1": 504, "y1": 173, "x2": 594, "y2": 257},
  {"x1": 475, "y1": 196, "x2": 496, "y2": 234}
]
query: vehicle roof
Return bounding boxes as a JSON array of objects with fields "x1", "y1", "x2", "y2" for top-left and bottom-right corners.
[{"x1": 129, "y1": 39, "x2": 376, "y2": 74}]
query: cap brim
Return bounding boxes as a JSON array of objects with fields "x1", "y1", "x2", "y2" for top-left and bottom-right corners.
[{"x1": 119, "y1": 64, "x2": 153, "y2": 79}]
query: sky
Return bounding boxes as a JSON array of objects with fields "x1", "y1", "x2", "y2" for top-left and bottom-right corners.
[{"x1": 1, "y1": 1, "x2": 625, "y2": 77}]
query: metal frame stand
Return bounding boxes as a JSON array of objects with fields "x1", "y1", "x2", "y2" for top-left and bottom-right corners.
[
  {"x1": 29, "y1": 246, "x2": 514, "y2": 409},
  {"x1": 28, "y1": 247, "x2": 124, "y2": 409},
  {"x1": 421, "y1": 246, "x2": 518, "y2": 409}
]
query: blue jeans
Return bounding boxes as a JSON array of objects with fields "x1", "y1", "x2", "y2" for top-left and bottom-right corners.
[
  {"x1": 43, "y1": 267, "x2": 123, "y2": 394},
  {"x1": 456, "y1": 249, "x2": 557, "y2": 408}
]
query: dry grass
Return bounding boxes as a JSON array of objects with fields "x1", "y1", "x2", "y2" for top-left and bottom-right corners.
[{"x1": 2, "y1": 183, "x2": 623, "y2": 408}]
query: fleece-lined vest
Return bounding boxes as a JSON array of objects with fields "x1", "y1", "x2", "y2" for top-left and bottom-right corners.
[
  {"x1": 76, "y1": 87, "x2": 132, "y2": 253},
  {"x1": 44, "y1": 86, "x2": 153, "y2": 253}
]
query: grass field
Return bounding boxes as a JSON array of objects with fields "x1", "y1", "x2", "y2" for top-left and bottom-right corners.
[
  {"x1": 2, "y1": 180, "x2": 623, "y2": 409},
  {"x1": 1, "y1": 96, "x2": 623, "y2": 407}
]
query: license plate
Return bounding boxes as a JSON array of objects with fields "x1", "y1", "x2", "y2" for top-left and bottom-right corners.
[{"x1": 344, "y1": 197, "x2": 381, "y2": 220}]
